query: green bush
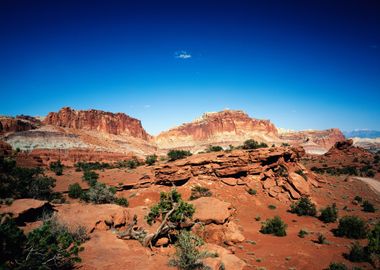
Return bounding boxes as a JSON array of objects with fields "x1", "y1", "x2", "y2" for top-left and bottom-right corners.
[
  {"x1": 84, "y1": 182, "x2": 116, "y2": 204},
  {"x1": 362, "y1": 201, "x2": 376, "y2": 213},
  {"x1": 169, "y1": 230, "x2": 210, "y2": 270},
  {"x1": 126, "y1": 159, "x2": 140, "y2": 169},
  {"x1": 206, "y1": 145, "x2": 223, "y2": 152},
  {"x1": 319, "y1": 203, "x2": 338, "y2": 223},
  {"x1": 74, "y1": 161, "x2": 111, "y2": 171},
  {"x1": 49, "y1": 160, "x2": 64, "y2": 175},
  {"x1": 335, "y1": 216, "x2": 368, "y2": 239},
  {"x1": 367, "y1": 222, "x2": 380, "y2": 264},
  {"x1": 0, "y1": 214, "x2": 87, "y2": 269},
  {"x1": 242, "y1": 139, "x2": 268, "y2": 150},
  {"x1": 0, "y1": 215, "x2": 26, "y2": 267},
  {"x1": 260, "y1": 216, "x2": 287, "y2": 237},
  {"x1": 0, "y1": 157, "x2": 59, "y2": 201},
  {"x1": 326, "y1": 262, "x2": 348, "y2": 270},
  {"x1": 317, "y1": 233, "x2": 327, "y2": 244},
  {"x1": 68, "y1": 183, "x2": 83, "y2": 199},
  {"x1": 82, "y1": 170, "x2": 99, "y2": 186},
  {"x1": 268, "y1": 204, "x2": 276, "y2": 210},
  {"x1": 354, "y1": 196, "x2": 363, "y2": 203},
  {"x1": 295, "y1": 169, "x2": 307, "y2": 180},
  {"x1": 145, "y1": 154, "x2": 158, "y2": 166},
  {"x1": 347, "y1": 242, "x2": 367, "y2": 262},
  {"x1": 114, "y1": 197, "x2": 129, "y2": 207},
  {"x1": 167, "y1": 150, "x2": 192, "y2": 161},
  {"x1": 189, "y1": 186, "x2": 212, "y2": 200},
  {"x1": 290, "y1": 196, "x2": 317, "y2": 216},
  {"x1": 298, "y1": 229, "x2": 309, "y2": 238},
  {"x1": 146, "y1": 190, "x2": 195, "y2": 226},
  {"x1": 247, "y1": 188, "x2": 257, "y2": 195}
]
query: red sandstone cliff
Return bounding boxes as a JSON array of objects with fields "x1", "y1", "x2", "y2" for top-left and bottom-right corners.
[
  {"x1": 43, "y1": 107, "x2": 150, "y2": 140},
  {"x1": 279, "y1": 128, "x2": 345, "y2": 154},
  {"x1": 0, "y1": 116, "x2": 39, "y2": 135},
  {"x1": 154, "y1": 110, "x2": 279, "y2": 150}
]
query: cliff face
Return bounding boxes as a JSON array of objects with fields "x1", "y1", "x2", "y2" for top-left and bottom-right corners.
[
  {"x1": 154, "y1": 110, "x2": 279, "y2": 150},
  {"x1": 0, "y1": 116, "x2": 39, "y2": 135},
  {"x1": 43, "y1": 107, "x2": 151, "y2": 140},
  {"x1": 279, "y1": 128, "x2": 346, "y2": 154}
]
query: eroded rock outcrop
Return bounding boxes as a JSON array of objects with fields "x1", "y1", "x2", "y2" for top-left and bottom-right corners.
[
  {"x1": 44, "y1": 107, "x2": 151, "y2": 139},
  {"x1": 155, "y1": 110, "x2": 279, "y2": 151},
  {"x1": 0, "y1": 116, "x2": 39, "y2": 135},
  {"x1": 154, "y1": 147, "x2": 321, "y2": 200},
  {"x1": 279, "y1": 128, "x2": 345, "y2": 154}
]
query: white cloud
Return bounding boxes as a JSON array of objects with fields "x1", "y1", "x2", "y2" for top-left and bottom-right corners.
[{"x1": 175, "y1": 51, "x2": 192, "y2": 59}]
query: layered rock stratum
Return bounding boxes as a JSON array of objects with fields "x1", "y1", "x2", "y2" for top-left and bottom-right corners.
[{"x1": 1, "y1": 107, "x2": 346, "y2": 160}]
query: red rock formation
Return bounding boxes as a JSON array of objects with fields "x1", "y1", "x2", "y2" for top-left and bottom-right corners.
[
  {"x1": 43, "y1": 107, "x2": 150, "y2": 140},
  {"x1": 155, "y1": 110, "x2": 279, "y2": 150},
  {"x1": 154, "y1": 146, "x2": 321, "y2": 200},
  {"x1": 16, "y1": 148, "x2": 141, "y2": 167},
  {"x1": 0, "y1": 116, "x2": 37, "y2": 135},
  {"x1": 0, "y1": 140, "x2": 13, "y2": 156},
  {"x1": 279, "y1": 128, "x2": 345, "y2": 154}
]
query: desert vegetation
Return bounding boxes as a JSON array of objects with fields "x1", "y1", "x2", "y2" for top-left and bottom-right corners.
[{"x1": 167, "y1": 150, "x2": 192, "y2": 161}]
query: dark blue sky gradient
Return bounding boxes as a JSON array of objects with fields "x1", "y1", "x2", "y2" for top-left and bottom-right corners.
[{"x1": 1, "y1": 0, "x2": 379, "y2": 134}]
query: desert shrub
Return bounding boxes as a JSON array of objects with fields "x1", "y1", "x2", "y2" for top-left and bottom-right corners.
[
  {"x1": 242, "y1": 139, "x2": 268, "y2": 150},
  {"x1": 206, "y1": 145, "x2": 223, "y2": 152},
  {"x1": 347, "y1": 242, "x2": 367, "y2": 262},
  {"x1": 0, "y1": 158, "x2": 59, "y2": 201},
  {"x1": 49, "y1": 160, "x2": 64, "y2": 175},
  {"x1": 68, "y1": 183, "x2": 83, "y2": 199},
  {"x1": 74, "y1": 161, "x2": 110, "y2": 171},
  {"x1": 317, "y1": 233, "x2": 327, "y2": 244},
  {"x1": 335, "y1": 216, "x2": 368, "y2": 239},
  {"x1": 319, "y1": 203, "x2": 338, "y2": 223},
  {"x1": 145, "y1": 154, "x2": 158, "y2": 166},
  {"x1": 189, "y1": 186, "x2": 212, "y2": 200},
  {"x1": 326, "y1": 262, "x2": 348, "y2": 270},
  {"x1": 1, "y1": 214, "x2": 87, "y2": 269},
  {"x1": 146, "y1": 190, "x2": 195, "y2": 226},
  {"x1": 18, "y1": 215, "x2": 87, "y2": 269},
  {"x1": 281, "y1": 143, "x2": 290, "y2": 147},
  {"x1": 169, "y1": 230, "x2": 210, "y2": 270},
  {"x1": 298, "y1": 229, "x2": 309, "y2": 238},
  {"x1": 268, "y1": 204, "x2": 276, "y2": 210},
  {"x1": 84, "y1": 182, "x2": 116, "y2": 204},
  {"x1": 367, "y1": 222, "x2": 380, "y2": 265},
  {"x1": 247, "y1": 188, "x2": 257, "y2": 195},
  {"x1": 126, "y1": 159, "x2": 140, "y2": 169},
  {"x1": 0, "y1": 215, "x2": 26, "y2": 267},
  {"x1": 354, "y1": 196, "x2": 363, "y2": 203},
  {"x1": 290, "y1": 196, "x2": 317, "y2": 216},
  {"x1": 362, "y1": 201, "x2": 376, "y2": 213},
  {"x1": 114, "y1": 197, "x2": 129, "y2": 207},
  {"x1": 295, "y1": 169, "x2": 307, "y2": 180},
  {"x1": 260, "y1": 216, "x2": 287, "y2": 237},
  {"x1": 82, "y1": 170, "x2": 99, "y2": 186},
  {"x1": 167, "y1": 150, "x2": 192, "y2": 161}
]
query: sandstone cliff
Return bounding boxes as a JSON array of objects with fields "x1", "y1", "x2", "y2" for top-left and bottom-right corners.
[
  {"x1": 43, "y1": 107, "x2": 150, "y2": 140},
  {"x1": 155, "y1": 110, "x2": 279, "y2": 151},
  {"x1": 278, "y1": 128, "x2": 345, "y2": 154},
  {"x1": 0, "y1": 116, "x2": 39, "y2": 135}
]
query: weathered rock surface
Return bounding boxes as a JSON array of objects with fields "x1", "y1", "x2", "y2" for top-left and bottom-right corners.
[
  {"x1": 279, "y1": 128, "x2": 345, "y2": 154},
  {"x1": 202, "y1": 243, "x2": 246, "y2": 270},
  {"x1": 0, "y1": 116, "x2": 39, "y2": 135},
  {"x1": 0, "y1": 199, "x2": 52, "y2": 225},
  {"x1": 193, "y1": 221, "x2": 245, "y2": 246},
  {"x1": 44, "y1": 107, "x2": 151, "y2": 139},
  {"x1": 155, "y1": 147, "x2": 320, "y2": 200},
  {"x1": 155, "y1": 110, "x2": 279, "y2": 151},
  {"x1": 192, "y1": 197, "x2": 232, "y2": 224},
  {"x1": 0, "y1": 140, "x2": 13, "y2": 156},
  {"x1": 55, "y1": 203, "x2": 131, "y2": 233}
]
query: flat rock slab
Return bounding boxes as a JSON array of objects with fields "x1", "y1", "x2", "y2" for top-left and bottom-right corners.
[
  {"x1": 192, "y1": 197, "x2": 232, "y2": 224},
  {"x1": 0, "y1": 199, "x2": 52, "y2": 224}
]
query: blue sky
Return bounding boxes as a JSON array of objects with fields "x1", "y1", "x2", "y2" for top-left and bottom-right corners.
[{"x1": 1, "y1": 0, "x2": 379, "y2": 135}]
